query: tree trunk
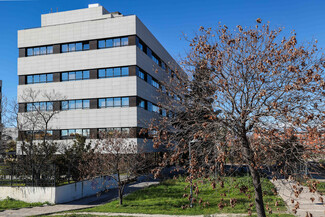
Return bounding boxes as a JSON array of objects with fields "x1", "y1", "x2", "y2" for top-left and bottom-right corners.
[
  {"x1": 118, "y1": 185, "x2": 123, "y2": 205},
  {"x1": 248, "y1": 165, "x2": 266, "y2": 217},
  {"x1": 242, "y1": 134, "x2": 266, "y2": 217}
]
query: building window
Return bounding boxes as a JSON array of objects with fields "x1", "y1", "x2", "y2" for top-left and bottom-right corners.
[
  {"x1": 26, "y1": 46, "x2": 53, "y2": 57},
  {"x1": 161, "y1": 85, "x2": 166, "y2": 93},
  {"x1": 114, "y1": 98, "x2": 121, "y2": 107},
  {"x1": 136, "y1": 67, "x2": 145, "y2": 80},
  {"x1": 26, "y1": 102, "x2": 54, "y2": 112},
  {"x1": 61, "y1": 99, "x2": 90, "y2": 110},
  {"x1": 121, "y1": 37, "x2": 128, "y2": 46},
  {"x1": 61, "y1": 70, "x2": 89, "y2": 81},
  {"x1": 161, "y1": 108, "x2": 167, "y2": 117},
  {"x1": 98, "y1": 67, "x2": 129, "y2": 78},
  {"x1": 98, "y1": 37, "x2": 128, "y2": 49},
  {"x1": 98, "y1": 97, "x2": 130, "y2": 108},
  {"x1": 152, "y1": 54, "x2": 160, "y2": 65},
  {"x1": 152, "y1": 79, "x2": 159, "y2": 89},
  {"x1": 136, "y1": 37, "x2": 144, "y2": 51},
  {"x1": 147, "y1": 47, "x2": 153, "y2": 58},
  {"x1": 147, "y1": 102, "x2": 153, "y2": 112},
  {"x1": 152, "y1": 104, "x2": 160, "y2": 113},
  {"x1": 61, "y1": 129, "x2": 90, "y2": 139},
  {"x1": 26, "y1": 73, "x2": 53, "y2": 84},
  {"x1": 147, "y1": 101, "x2": 159, "y2": 114},
  {"x1": 61, "y1": 42, "x2": 89, "y2": 53},
  {"x1": 138, "y1": 98, "x2": 146, "y2": 109},
  {"x1": 146, "y1": 74, "x2": 159, "y2": 89},
  {"x1": 122, "y1": 97, "x2": 129, "y2": 107},
  {"x1": 161, "y1": 62, "x2": 167, "y2": 70}
]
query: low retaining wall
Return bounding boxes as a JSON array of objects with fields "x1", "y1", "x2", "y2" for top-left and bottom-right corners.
[
  {"x1": 0, "y1": 186, "x2": 56, "y2": 203},
  {"x1": 0, "y1": 176, "x2": 117, "y2": 204}
]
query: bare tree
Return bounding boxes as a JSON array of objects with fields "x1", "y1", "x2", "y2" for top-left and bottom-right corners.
[
  {"x1": 0, "y1": 95, "x2": 19, "y2": 159},
  {"x1": 16, "y1": 88, "x2": 65, "y2": 184},
  {"x1": 79, "y1": 131, "x2": 153, "y2": 205},
  {"x1": 18, "y1": 88, "x2": 63, "y2": 144},
  {"x1": 150, "y1": 20, "x2": 325, "y2": 217}
]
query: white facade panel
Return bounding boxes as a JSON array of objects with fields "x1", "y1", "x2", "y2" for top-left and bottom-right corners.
[
  {"x1": 17, "y1": 77, "x2": 137, "y2": 102},
  {"x1": 18, "y1": 15, "x2": 136, "y2": 48},
  {"x1": 136, "y1": 17, "x2": 180, "y2": 71},
  {"x1": 18, "y1": 46, "x2": 137, "y2": 75},
  {"x1": 50, "y1": 107, "x2": 138, "y2": 129},
  {"x1": 18, "y1": 107, "x2": 137, "y2": 130}
]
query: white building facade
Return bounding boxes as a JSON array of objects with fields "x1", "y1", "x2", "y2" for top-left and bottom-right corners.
[{"x1": 17, "y1": 4, "x2": 178, "y2": 151}]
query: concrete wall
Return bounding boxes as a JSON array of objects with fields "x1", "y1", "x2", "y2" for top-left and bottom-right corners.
[
  {"x1": 0, "y1": 186, "x2": 56, "y2": 203},
  {"x1": 0, "y1": 176, "x2": 117, "y2": 204},
  {"x1": 55, "y1": 176, "x2": 117, "y2": 203}
]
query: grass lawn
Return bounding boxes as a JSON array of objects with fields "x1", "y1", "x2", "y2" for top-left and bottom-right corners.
[
  {"x1": 40, "y1": 215, "x2": 131, "y2": 217},
  {"x1": 79, "y1": 176, "x2": 293, "y2": 216},
  {"x1": 0, "y1": 197, "x2": 49, "y2": 211},
  {"x1": 299, "y1": 179, "x2": 325, "y2": 195},
  {"x1": 49, "y1": 215, "x2": 293, "y2": 217},
  {"x1": 317, "y1": 182, "x2": 325, "y2": 194},
  {"x1": 307, "y1": 180, "x2": 325, "y2": 195}
]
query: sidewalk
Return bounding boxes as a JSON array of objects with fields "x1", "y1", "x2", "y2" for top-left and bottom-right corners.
[
  {"x1": 0, "y1": 181, "x2": 159, "y2": 217},
  {"x1": 52, "y1": 212, "x2": 248, "y2": 217},
  {"x1": 271, "y1": 179, "x2": 325, "y2": 217}
]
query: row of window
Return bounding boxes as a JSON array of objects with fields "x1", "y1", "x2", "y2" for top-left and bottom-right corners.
[
  {"x1": 98, "y1": 97, "x2": 129, "y2": 108},
  {"x1": 98, "y1": 37, "x2": 128, "y2": 49},
  {"x1": 26, "y1": 102, "x2": 53, "y2": 112},
  {"x1": 61, "y1": 129, "x2": 90, "y2": 138},
  {"x1": 99, "y1": 67, "x2": 129, "y2": 78},
  {"x1": 27, "y1": 74, "x2": 53, "y2": 84},
  {"x1": 24, "y1": 97, "x2": 168, "y2": 116},
  {"x1": 138, "y1": 98, "x2": 167, "y2": 117},
  {"x1": 62, "y1": 70, "x2": 90, "y2": 81},
  {"x1": 24, "y1": 128, "x2": 133, "y2": 139},
  {"x1": 24, "y1": 66, "x2": 162, "y2": 91},
  {"x1": 27, "y1": 46, "x2": 53, "y2": 56},
  {"x1": 25, "y1": 67, "x2": 129, "y2": 85},
  {"x1": 136, "y1": 37, "x2": 169, "y2": 71},
  {"x1": 136, "y1": 67, "x2": 160, "y2": 89},
  {"x1": 25, "y1": 37, "x2": 129, "y2": 57},
  {"x1": 98, "y1": 127, "x2": 130, "y2": 135},
  {"x1": 61, "y1": 42, "x2": 90, "y2": 53},
  {"x1": 62, "y1": 100, "x2": 90, "y2": 110},
  {"x1": 25, "y1": 131, "x2": 53, "y2": 140}
]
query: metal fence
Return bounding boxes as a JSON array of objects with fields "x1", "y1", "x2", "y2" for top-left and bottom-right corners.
[{"x1": 0, "y1": 163, "x2": 57, "y2": 187}]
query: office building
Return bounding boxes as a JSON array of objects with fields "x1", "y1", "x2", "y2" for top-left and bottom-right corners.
[{"x1": 17, "y1": 4, "x2": 179, "y2": 152}]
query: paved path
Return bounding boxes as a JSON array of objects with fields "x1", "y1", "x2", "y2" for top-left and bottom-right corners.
[
  {"x1": 0, "y1": 181, "x2": 159, "y2": 217},
  {"x1": 272, "y1": 179, "x2": 325, "y2": 217},
  {"x1": 52, "y1": 212, "x2": 248, "y2": 217}
]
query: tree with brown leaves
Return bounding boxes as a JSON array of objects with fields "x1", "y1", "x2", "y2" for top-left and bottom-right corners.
[{"x1": 150, "y1": 19, "x2": 325, "y2": 217}]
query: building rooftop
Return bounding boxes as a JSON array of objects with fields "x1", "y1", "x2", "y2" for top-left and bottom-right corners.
[{"x1": 41, "y1": 4, "x2": 124, "y2": 27}]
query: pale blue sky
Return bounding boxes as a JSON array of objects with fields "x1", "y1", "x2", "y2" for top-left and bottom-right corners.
[{"x1": 1, "y1": 0, "x2": 325, "y2": 100}]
